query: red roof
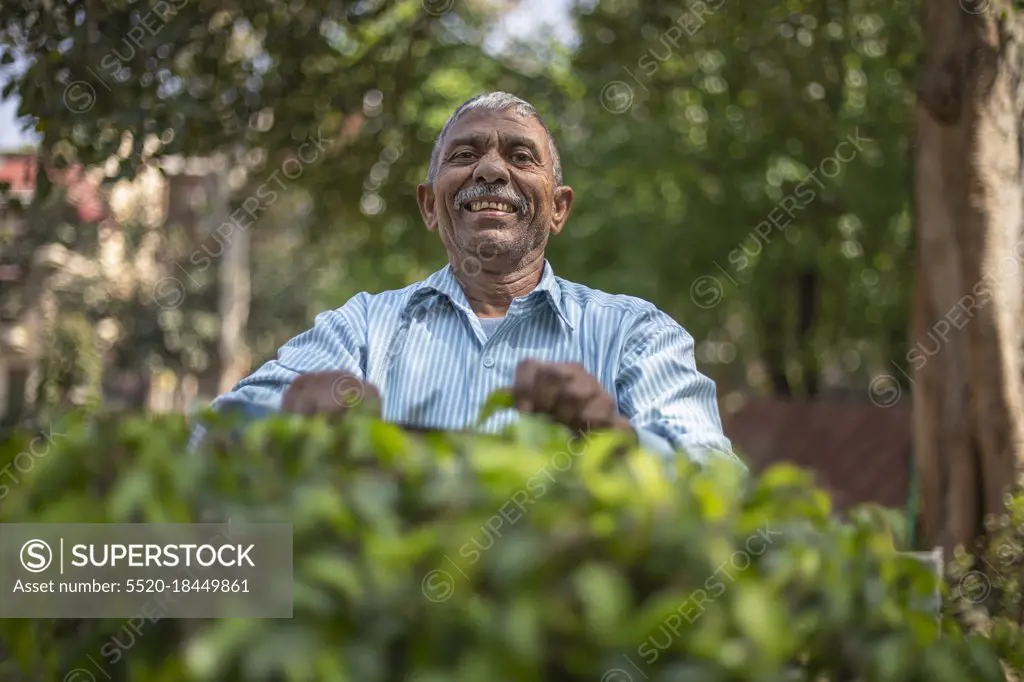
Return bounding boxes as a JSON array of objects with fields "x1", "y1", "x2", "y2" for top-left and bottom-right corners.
[
  {"x1": 0, "y1": 153, "x2": 106, "y2": 222},
  {"x1": 723, "y1": 398, "x2": 913, "y2": 511},
  {"x1": 0, "y1": 153, "x2": 37, "y2": 193}
]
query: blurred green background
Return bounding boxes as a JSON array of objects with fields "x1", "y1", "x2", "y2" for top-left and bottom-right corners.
[
  {"x1": 3, "y1": 3, "x2": 1024, "y2": 679},
  {"x1": 0, "y1": 0, "x2": 916, "y2": 423}
]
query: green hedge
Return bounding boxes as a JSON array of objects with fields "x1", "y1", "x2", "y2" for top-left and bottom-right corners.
[
  {"x1": 0, "y1": 407, "x2": 1020, "y2": 681},
  {"x1": 947, "y1": 486, "x2": 1024, "y2": 677}
]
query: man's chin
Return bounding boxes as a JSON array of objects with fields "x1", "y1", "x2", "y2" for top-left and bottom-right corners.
[{"x1": 453, "y1": 230, "x2": 518, "y2": 260}]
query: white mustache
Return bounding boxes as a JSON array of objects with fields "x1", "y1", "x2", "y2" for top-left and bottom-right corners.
[{"x1": 454, "y1": 186, "x2": 527, "y2": 212}]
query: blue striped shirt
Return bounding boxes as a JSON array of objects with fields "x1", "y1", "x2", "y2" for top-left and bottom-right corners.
[{"x1": 195, "y1": 261, "x2": 741, "y2": 466}]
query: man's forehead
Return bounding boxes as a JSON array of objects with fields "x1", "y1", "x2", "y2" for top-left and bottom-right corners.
[{"x1": 443, "y1": 108, "x2": 546, "y2": 144}]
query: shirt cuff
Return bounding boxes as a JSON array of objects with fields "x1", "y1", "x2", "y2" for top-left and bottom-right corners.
[
  {"x1": 189, "y1": 399, "x2": 280, "y2": 454},
  {"x1": 634, "y1": 427, "x2": 748, "y2": 472},
  {"x1": 210, "y1": 398, "x2": 279, "y2": 420},
  {"x1": 635, "y1": 427, "x2": 677, "y2": 459},
  {"x1": 210, "y1": 394, "x2": 282, "y2": 417}
]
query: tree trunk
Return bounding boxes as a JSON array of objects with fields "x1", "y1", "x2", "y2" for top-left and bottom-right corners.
[
  {"x1": 796, "y1": 268, "x2": 819, "y2": 397},
  {"x1": 754, "y1": 289, "x2": 793, "y2": 397},
  {"x1": 914, "y1": 0, "x2": 1024, "y2": 554},
  {"x1": 210, "y1": 169, "x2": 251, "y2": 395}
]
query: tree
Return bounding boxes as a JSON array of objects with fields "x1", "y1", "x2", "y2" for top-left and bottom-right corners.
[
  {"x1": 913, "y1": 0, "x2": 1024, "y2": 553},
  {"x1": 562, "y1": 0, "x2": 918, "y2": 397},
  {"x1": 2, "y1": 0, "x2": 925, "y2": 399},
  {"x1": 0, "y1": 0, "x2": 536, "y2": 402}
]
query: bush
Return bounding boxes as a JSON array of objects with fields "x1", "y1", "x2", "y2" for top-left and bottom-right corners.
[
  {"x1": 0, "y1": 407, "x2": 1018, "y2": 682},
  {"x1": 947, "y1": 488, "x2": 1024, "y2": 677}
]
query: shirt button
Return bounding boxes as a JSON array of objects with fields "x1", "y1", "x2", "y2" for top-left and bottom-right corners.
[{"x1": 482, "y1": 355, "x2": 495, "y2": 368}]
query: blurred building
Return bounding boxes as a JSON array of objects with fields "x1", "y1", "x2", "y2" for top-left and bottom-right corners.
[
  {"x1": 0, "y1": 153, "x2": 38, "y2": 420},
  {"x1": 0, "y1": 153, "x2": 112, "y2": 419},
  {"x1": 0, "y1": 151, "x2": 248, "y2": 422}
]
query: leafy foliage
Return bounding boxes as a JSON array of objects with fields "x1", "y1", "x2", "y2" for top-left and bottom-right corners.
[
  {"x1": 560, "y1": 0, "x2": 919, "y2": 396},
  {"x1": 947, "y1": 489, "x2": 1024, "y2": 676},
  {"x1": 35, "y1": 311, "x2": 104, "y2": 418},
  {"x1": 0, "y1": 0, "x2": 931, "y2": 398},
  {"x1": 0, "y1": 410, "x2": 1019, "y2": 681}
]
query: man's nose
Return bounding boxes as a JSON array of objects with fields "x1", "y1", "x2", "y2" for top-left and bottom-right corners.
[{"x1": 473, "y1": 150, "x2": 510, "y2": 185}]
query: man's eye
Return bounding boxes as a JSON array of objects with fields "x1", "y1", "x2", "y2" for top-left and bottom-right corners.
[
  {"x1": 452, "y1": 151, "x2": 475, "y2": 160},
  {"x1": 511, "y1": 152, "x2": 532, "y2": 163}
]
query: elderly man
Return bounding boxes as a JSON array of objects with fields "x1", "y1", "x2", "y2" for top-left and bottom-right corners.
[{"x1": 196, "y1": 92, "x2": 740, "y2": 466}]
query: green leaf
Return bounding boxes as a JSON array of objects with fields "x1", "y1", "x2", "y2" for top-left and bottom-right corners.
[
  {"x1": 476, "y1": 388, "x2": 515, "y2": 426},
  {"x1": 572, "y1": 562, "x2": 631, "y2": 638}
]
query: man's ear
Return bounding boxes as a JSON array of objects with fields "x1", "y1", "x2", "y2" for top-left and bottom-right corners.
[
  {"x1": 417, "y1": 183, "x2": 439, "y2": 232},
  {"x1": 548, "y1": 185, "x2": 574, "y2": 237}
]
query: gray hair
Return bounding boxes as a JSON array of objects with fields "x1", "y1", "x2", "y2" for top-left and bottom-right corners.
[{"x1": 426, "y1": 92, "x2": 563, "y2": 185}]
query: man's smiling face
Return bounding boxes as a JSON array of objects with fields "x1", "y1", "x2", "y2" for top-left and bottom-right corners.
[{"x1": 418, "y1": 107, "x2": 573, "y2": 271}]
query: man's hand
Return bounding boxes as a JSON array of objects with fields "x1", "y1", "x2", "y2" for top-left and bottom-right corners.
[
  {"x1": 511, "y1": 360, "x2": 633, "y2": 436},
  {"x1": 281, "y1": 371, "x2": 380, "y2": 417}
]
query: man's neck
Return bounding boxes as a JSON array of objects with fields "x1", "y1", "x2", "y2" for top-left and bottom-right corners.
[{"x1": 451, "y1": 253, "x2": 545, "y2": 318}]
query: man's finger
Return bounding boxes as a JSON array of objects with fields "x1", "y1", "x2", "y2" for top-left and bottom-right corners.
[
  {"x1": 578, "y1": 391, "x2": 622, "y2": 433},
  {"x1": 332, "y1": 373, "x2": 365, "y2": 408},
  {"x1": 531, "y1": 364, "x2": 568, "y2": 414},
  {"x1": 293, "y1": 391, "x2": 316, "y2": 416},
  {"x1": 282, "y1": 385, "x2": 307, "y2": 414},
  {"x1": 361, "y1": 382, "x2": 381, "y2": 406},
  {"x1": 552, "y1": 370, "x2": 600, "y2": 428},
  {"x1": 282, "y1": 372, "x2": 371, "y2": 416},
  {"x1": 513, "y1": 359, "x2": 542, "y2": 412}
]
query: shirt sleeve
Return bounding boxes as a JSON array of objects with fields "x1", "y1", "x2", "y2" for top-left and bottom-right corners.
[
  {"x1": 615, "y1": 307, "x2": 746, "y2": 470},
  {"x1": 189, "y1": 294, "x2": 369, "y2": 451},
  {"x1": 210, "y1": 293, "x2": 369, "y2": 412}
]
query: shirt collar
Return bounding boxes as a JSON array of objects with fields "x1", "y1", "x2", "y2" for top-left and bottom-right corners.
[{"x1": 407, "y1": 259, "x2": 574, "y2": 330}]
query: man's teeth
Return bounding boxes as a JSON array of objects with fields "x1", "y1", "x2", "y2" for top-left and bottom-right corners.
[{"x1": 468, "y1": 201, "x2": 515, "y2": 213}]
